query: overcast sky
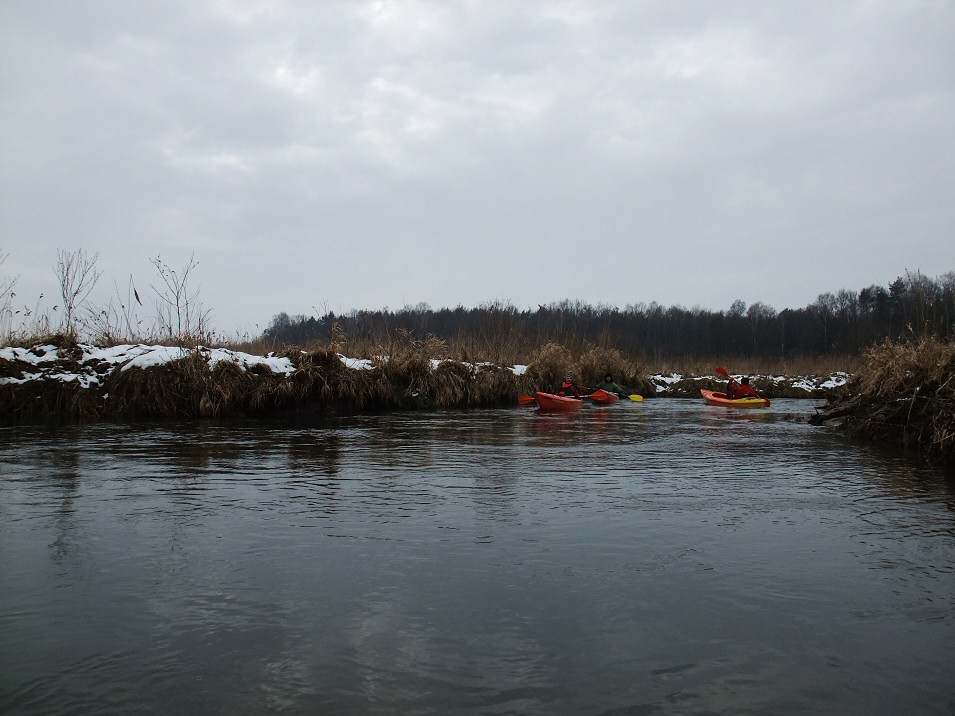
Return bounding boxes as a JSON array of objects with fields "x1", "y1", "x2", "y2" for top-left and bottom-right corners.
[{"x1": 2, "y1": 0, "x2": 953, "y2": 337}]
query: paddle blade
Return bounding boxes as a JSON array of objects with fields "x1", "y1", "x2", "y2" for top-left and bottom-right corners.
[
  {"x1": 518, "y1": 395, "x2": 536, "y2": 405},
  {"x1": 715, "y1": 366, "x2": 729, "y2": 377},
  {"x1": 628, "y1": 394, "x2": 644, "y2": 402}
]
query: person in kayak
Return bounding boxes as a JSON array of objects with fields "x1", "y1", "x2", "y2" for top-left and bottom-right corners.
[
  {"x1": 726, "y1": 376, "x2": 759, "y2": 399},
  {"x1": 555, "y1": 372, "x2": 582, "y2": 397},
  {"x1": 593, "y1": 372, "x2": 625, "y2": 397}
]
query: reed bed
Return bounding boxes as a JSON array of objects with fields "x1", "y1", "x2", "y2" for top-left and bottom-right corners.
[
  {"x1": 810, "y1": 337, "x2": 955, "y2": 463},
  {"x1": 1, "y1": 328, "x2": 855, "y2": 423},
  {"x1": 521, "y1": 342, "x2": 654, "y2": 396},
  {"x1": 0, "y1": 338, "x2": 534, "y2": 421},
  {"x1": 0, "y1": 379, "x2": 103, "y2": 422}
]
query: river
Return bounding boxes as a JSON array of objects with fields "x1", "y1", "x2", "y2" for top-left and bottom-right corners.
[{"x1": 1, "y1": 399, "x2": 953, "y2": 715}]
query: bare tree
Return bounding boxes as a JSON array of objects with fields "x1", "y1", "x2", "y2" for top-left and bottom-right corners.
[
  {"x1": 55, "y1": 248, "x2": 102, "y2": 336},
  {"x1": 150, "y1": 253, "x2": 213, "y2": 346},
  {"x1": 746, "y1": 301, "x2": 776, "y2": 353}
]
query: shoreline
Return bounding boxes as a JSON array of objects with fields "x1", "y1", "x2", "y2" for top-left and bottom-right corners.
[
  {"x1": 6, "y1": 336, "x2": 951, "y2": 465},
  {"x1": 2, "y1": 341, "x2": 848, "y2": 423}
]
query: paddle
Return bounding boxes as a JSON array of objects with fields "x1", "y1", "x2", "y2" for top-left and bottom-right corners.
[
  {"x1": 587, "y1": 391, "x2": 644, "y2": 402},
  {"x1": 714, "y1": 366, "x2": 763, "y2": 399},
  {"x1": 518, "y1": 392, "x2": 587, "y2": 404},
  {"x1": 519, "y1": 392, "x2": 588, "y2": 403},
  {"x1": 593, "y1": 386, "x2": 644, "y2": 401},
  {"x1": 520, "y1": 390, "x2": 644, "y2": 404},
  {"x1": 714, "y1": 366, "x2": 733, "y2": 397}
]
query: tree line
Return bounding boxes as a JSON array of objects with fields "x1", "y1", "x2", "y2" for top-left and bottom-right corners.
[{"x1": 262, "y1": 271, "x2": 955, "y2": 361}]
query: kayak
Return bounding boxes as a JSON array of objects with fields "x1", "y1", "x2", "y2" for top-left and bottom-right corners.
[
  {"x1": 588, "y1": 389, "x2": 620, "y2": 404},
  {"x1": 701, "y1": 389, "x2": 770, "y2": 408},
  {"x1": 535, "y1": 391, "x2": 583, "y2": 411}
]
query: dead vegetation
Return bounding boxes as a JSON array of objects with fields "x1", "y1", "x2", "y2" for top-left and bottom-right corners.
[
  {"x1": 522, "y1": 342, "x2": 654, "y2": 396},
  {"x1": 1, "y1": 329, "x2": 854, "y2": 423},
  {"x1": 810, "y1": 336, "x2": 955, "y2": 463},
  {"x1": 0, "y1": 333, "x2": 533, "y2": 422}
]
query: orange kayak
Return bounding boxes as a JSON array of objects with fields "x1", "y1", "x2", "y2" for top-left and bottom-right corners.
[
  {"x1": 701, "y1": 389, "x2": 770, "y2": 408},
  {"x1": 535, "y1": 391, "x2": 583, "y2": 411},
  {"x1": 588, "y1": 389, "x2": 620, "y2": 404}
]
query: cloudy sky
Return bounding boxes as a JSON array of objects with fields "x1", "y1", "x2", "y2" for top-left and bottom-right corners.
[{"x1": 2, "y1": 0, "x2": 953, "y2": 337}]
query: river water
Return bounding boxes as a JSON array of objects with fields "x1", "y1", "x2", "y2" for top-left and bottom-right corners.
[{"x1": 1, "y1": 399, "x2": 953, "y2": 715}]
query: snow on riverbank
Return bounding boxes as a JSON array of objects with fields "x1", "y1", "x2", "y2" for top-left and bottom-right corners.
[
  {"x1": 0, "y1": 343, "x2": 297, "y2": 387},
  {"x1": 1, "y1": 343, "x2": 850, "y2": 396},
  {"x1": 0, "y1": 343, "x2": 521, "y2": 387},
  {"x1": 648, "y1": 370, "x2": 851, "y2": 395}
]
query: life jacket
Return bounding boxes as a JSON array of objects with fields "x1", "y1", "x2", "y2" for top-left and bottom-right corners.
[
  {"x1": 556, "y1": 381, "x2": 579, "y2": 397},
  {"x1": 731, "y1": 383, "x2": 759, "y2": 398}
]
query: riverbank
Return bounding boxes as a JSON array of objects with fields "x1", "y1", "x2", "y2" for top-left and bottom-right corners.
[
  {"x1": 810, "y1": 336, "x2": 955, "y2": 464},
  {"x1": 1, "y1": 337, "x2": 850, "y2": 421}
]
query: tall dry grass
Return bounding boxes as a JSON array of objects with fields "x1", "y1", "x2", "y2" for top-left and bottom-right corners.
[
  {"x1": 521, "y1": 342, "x2": 654, "y2": 396},
  {"x1": 811, "y1": 336, "x2": 955, "y2": 462}
]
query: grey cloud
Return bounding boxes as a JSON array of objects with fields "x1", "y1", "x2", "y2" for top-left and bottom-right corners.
[{"x1": 2, "y1": 1, "x2": 952, "y2": 334}]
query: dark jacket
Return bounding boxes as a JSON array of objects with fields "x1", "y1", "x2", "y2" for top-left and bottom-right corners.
[{"x1": 593, "y1": 379, "x2": 624, "y2": 396}]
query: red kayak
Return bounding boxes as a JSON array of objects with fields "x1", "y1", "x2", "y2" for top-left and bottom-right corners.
[
  {"x1": 535, "y1": 391, "x2": 583, "y2": 411},
  {"x1": 588, "y1": 389, "x2": 620, "y2": 404}
]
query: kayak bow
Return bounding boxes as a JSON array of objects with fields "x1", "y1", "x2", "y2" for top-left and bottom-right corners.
[
  {"x1": 588, "y1": 389, "x2": 620, "y2": 404},
  {"x1": 535, "y1": 391, "x2": 583, "y2": 411}
]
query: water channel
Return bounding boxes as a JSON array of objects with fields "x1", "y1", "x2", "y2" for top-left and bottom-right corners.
[{"x1": 1, "y1": 399, "x2": 953, "y2": 715}]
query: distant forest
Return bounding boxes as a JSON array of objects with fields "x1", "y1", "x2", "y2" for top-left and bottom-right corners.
[{"x1": 262, "y1": 271, "x2": 955, "y2": 361}]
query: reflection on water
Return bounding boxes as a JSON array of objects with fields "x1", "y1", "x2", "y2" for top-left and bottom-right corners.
[{"x1": 1, "y1": 400, "x2": 954, "y2": 715}]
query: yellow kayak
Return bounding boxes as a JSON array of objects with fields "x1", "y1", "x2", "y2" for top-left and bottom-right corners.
[{"x1": 700, "y1": 389, "x2": 770, "y2": 408}]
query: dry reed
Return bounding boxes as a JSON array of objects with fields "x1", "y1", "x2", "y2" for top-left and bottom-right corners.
[
  {"x1": 810, "y1": 337, "x2": 955, "y2": 462},
  {"x1": 2, "y1": 327, "x2": 859, "y2": 424},
  {"x1": 522, "y1": 342, "x2": 654, "y2": 395}
]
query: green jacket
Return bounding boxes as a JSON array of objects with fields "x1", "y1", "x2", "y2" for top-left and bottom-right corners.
[{"x1": 593, "y1": 379, "x2": 624, "y2": 395}]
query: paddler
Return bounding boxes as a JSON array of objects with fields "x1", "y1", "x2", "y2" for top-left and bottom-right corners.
[
  {"x1": 592, "y1": 372, "x2": 626, "y2": 397},
  {"x1": 555, "y1": 371, "x2": 582, "y2": 397},
  {"x1": 726, "y1": 376, "x2": 759, "y2": 399}
]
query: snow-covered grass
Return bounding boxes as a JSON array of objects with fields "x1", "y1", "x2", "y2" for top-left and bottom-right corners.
[
  {"x1": 649, "y1": 370, "x2": 851, "y2": 396},
  {"x1": 1, "y1": 342, "x2": 851, "y2": 398},
  {"x1": 0, "y1": 343, "x2": 297, "y2": 387},
  {"x1": 0, "y1": 343, "x2": 529, "y2": 390}
]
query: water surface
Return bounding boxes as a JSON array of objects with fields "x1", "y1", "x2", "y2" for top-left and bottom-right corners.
[{"x1": 2, "y1": 399, "x2": 953, "y2": 715}]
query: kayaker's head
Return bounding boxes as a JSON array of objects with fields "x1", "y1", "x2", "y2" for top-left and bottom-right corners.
[
  {"x1": 605, "y1": 373, "x2": 613, "y2": 382},
  {"x1": 564, "y1": 371, "x2": 574, "y2": 382},
  {"x1": 740, "y1": 377, "x2": 750, "y2": 385}
]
